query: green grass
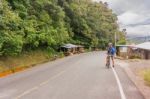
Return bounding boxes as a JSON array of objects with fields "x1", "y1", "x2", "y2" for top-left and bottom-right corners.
[
  {"x1": 143, "y1": 69, "x2": 150, "y2": 86},
  {"x1": 129, "y1": 55, "x2": 141, "y2": 59},
  {"x1": 0, "y1": 49, "x2": 64, "y2": 73}
]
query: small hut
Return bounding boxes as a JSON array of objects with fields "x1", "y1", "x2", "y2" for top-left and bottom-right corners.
[
  {"x1": 133, "y1": 42, "x2": 150, "y2": 59},
  {"x1": 77, "y1": 45, "x2": 84, "y2": 53},
  {"x1": 116, "y1": 42, "x2": 150, "y2": 59},
  {"x1": 60, "y1": 44, "x2": 85, "y2": 56},
  {"x1": 60, "y1": 44, "x2": 78, "y2": 56},
  {"x1": 116, "y1": 45, "x2": 132, "y2": 59}
]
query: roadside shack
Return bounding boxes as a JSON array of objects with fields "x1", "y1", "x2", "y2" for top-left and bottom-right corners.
[
  {"x1": 116, "y1": 42, "x2": 150, "y2": 59},
  {"x1": 116, "y1": 45, "x2": 132, "y2": 59},
  {"x1": 61, "y1": 44, "x2": 78, "y2": 56},
  {"x1": 60, "y1": 44, "x2": 85, "y2": 56},
  {"x1": 77, "y1": 45, "x2": 84, "y2": 53},
  {"x1": 133, "y1": 42, "x2": 150, "y2": 59}
]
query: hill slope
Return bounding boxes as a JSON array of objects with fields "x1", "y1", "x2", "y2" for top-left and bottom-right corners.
[{"x1": 0, "y1": 0, "x2": 125, "y2": 56}]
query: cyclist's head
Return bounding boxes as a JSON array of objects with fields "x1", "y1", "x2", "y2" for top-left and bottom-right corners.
[{"x1": 108, "y1": 43, "x2": 113, "y2": 47}]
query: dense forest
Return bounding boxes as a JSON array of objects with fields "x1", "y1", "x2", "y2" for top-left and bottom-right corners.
[{"x1": 0, "y1": 0, "x2": 126, "y2": 56}]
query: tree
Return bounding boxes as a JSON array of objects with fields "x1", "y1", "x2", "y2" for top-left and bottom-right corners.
[{"x1": 0, "y1": 0, "x2": 125, "y2": 56}]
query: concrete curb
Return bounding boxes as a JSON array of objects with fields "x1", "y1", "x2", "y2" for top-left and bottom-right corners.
[{"x1": 117, "y1": 61, "x2": 150, "y2": 99}]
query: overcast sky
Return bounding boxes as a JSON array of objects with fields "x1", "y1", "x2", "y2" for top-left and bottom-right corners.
[{"x1": 93, "y1": 0, "x2": 150, "y2": 36}]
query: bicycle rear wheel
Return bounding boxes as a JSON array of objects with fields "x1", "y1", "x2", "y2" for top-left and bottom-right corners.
[{"x1": 106, "y1": 56, "x2": 110, "y2": 68}]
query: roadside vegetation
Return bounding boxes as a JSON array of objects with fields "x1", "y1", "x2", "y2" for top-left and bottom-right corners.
[
  {"x1": 0, "y1": 0, "x2": 126, "y2": 73},
  {"x1": 0, "y1": 49, "x2": 64, "y2": 73},
  {"x1": 143, "y1": 70, "x2": 150, "y2": 86},
  {"x1": 129, "y1": 55, "x2": 141, "y2": 59}
]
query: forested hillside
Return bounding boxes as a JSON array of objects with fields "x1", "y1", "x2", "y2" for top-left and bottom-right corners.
[{"x1": 0, "y1": 0, "x2": 125, "y2": 56}]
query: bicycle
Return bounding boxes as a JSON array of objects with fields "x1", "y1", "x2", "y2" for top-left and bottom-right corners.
[{"x1": 106, "y1": 55, "x2": 111, "y2": 68}]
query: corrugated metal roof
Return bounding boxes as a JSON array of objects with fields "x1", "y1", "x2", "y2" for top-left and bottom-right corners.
[
  {"x1": 61, "y1": 44, "x2": 78, "y2": 48},
  {"x1": 116, "y1": 45, "x2": 133, "y2": 47},
  {"x1": 135, "y1": 42, "x2": 150, "y2": 50}
]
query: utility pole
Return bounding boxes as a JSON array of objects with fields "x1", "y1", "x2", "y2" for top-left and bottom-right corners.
[
  {"x1": 114, "y1": 32, "x2": 117, "y2": 48},
  {"x1": 0, "y1": 0, "x2": 2, "y2": 9},
  {"x1": 145, "y1": 32, "x2": 149, "y2": 42},
  {"x1": 114, "y1": 32, "x2": 117, "y2": 57},
  {"x1": 149, "y1": 33, "x2": 150, "y2": 41},
  {"x1": 147, "y1": 32, "x2": 150, "y2": 41}
]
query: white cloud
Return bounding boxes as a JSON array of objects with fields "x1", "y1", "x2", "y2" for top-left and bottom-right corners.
[
  {"x1": 94, "y1": 0, "x2": 150, "y2": 36},
  {"x1": 126, "y1": 25, "x2": 150, "y2": 36},
  {"x1": 118, "y1": 11, "x2": 150, "y2": 26},
  {"x1": 118, "y1": 12, "x2": 141, "y2": 26}
]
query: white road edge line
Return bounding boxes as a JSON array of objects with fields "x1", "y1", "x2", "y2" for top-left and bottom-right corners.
[{"x1": 111, "y1": 66, "x2": 127, "y2": 99}]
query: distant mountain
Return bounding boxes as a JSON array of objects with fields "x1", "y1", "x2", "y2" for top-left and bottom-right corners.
[{"x1": 127, "y1": 35, "x2": 150, "y2": 44}]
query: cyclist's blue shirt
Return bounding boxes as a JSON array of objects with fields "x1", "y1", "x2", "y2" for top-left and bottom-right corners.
[{"x1": 108, "y1": 47, "x2": 116, "y2": 55}]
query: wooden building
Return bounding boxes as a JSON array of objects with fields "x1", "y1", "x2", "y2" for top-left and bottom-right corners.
[
  {"x1": 116, "y1": 42, "x2": 150, "y2": 59},
  {"x1": 60, "y1": 44, "x2": 84, "y2": 56},
  {"x1": 132, "y1": 42, "x2": 150, "y2": 59},
  {"x1": 116, "y1": 45, "x2": 133, "y2": 59}
]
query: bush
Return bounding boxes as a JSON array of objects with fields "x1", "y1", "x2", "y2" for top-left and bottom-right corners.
[
  {"x1": 143, "y1": 70, "x2": 150, "y2": 86},
  {"x1": 3, "y1": 36, "x2": 23, "y2": 56},
  {"x1": 1, "y1": 0, "x2": 124, "y2": 56},
  {"x1": 129, "y1": 55, "x2": 141, "y2": 59}
]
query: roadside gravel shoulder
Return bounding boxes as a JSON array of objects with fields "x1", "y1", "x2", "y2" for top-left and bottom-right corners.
[{"x1": 116, "y1": 59, "x2": 150, "y2": 99}]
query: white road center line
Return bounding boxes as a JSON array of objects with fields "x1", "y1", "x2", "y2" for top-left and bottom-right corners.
[
  {"x1": 15, "y1": 70, "x2": 68, "y2": 99},
  {"x1": 15, "y1": 57, "x2": 81, "y2": 99},
  {"x1": 111, "y1": 66, "x2": 127, "y2": 99},
  {"x1": 15, "y1": 87, "x2": 39, "y2": 99}
]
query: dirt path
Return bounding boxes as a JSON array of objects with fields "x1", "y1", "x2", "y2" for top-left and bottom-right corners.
[{"x1": 116, "y1": 59, "x2": 150, "y2": 99}]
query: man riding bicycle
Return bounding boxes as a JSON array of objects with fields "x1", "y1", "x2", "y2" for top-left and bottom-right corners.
[{"x1": 106, "y1": 43, "x2": 116, "y2": 68}]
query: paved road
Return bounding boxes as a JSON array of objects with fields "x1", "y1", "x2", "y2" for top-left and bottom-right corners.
[{"x1": 0, "y1": 52, "x2": 144, "y2": 99}]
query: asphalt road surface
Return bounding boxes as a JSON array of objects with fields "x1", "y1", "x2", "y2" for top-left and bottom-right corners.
[{"x1": 0, "y1": 52, "x2": 145, "y2": 99}]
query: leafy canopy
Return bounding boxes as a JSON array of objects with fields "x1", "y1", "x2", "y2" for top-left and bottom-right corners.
[{"x1": 0, "y1": 0, "x2": 125, "y2": 56}]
